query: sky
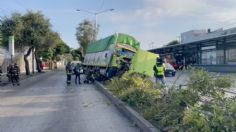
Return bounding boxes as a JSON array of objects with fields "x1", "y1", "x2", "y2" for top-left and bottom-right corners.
[{"x1": 1, "y1": 0, "x2": 236, "y2": 50}]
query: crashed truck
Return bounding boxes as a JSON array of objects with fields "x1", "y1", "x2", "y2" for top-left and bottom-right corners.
[{"x1": 83, "y1": 33, "x2": 159, "y2": 79}]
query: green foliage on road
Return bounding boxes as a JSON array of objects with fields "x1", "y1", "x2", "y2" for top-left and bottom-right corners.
[
  {"x1": 183, "y1": 98, "x2": 236, "y2": 132},
  {"x1": 105, "y1": 69, "x2": 236, "y2": 131},
  {"x1": 214, "y1": 76, "x2": 234, "y2": 88},
  {"x1": 106, "y1": 72, "x2": 161, "y2": 110}
]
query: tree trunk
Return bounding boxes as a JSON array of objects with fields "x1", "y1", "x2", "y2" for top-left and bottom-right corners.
[
  {"x1": 49, "y1": 59, "x2": 52, "y2": 70},
  {"x1": 54, "y1": 60, "x2": 57, "y2": 69},
  {"x1": 34, "y1": 51, "x2": 42, "y2": 73},
  {"x1": 24, "y1": 47, "x2": 33, "y2": 75}
]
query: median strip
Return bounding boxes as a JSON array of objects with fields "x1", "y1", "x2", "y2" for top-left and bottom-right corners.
[{"x1": 94, "y1": 81, "x2": 160, "y2": 132}]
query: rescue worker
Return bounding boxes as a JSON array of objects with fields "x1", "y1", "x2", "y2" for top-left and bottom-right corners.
[
  {"x1": 73, "y1": 64, "x2": 81, "y2": 85},
  {"x1": 7, "y1": 64, "x2": 11, "y2": 82},
  {"x1": 84, "y1": 67, "x2": 94, "y2": 84},
  {"x1": 65, "y1": 62, "x2": 73, "y2": 85},
  {"x1": 153, "y1": 58, "x2": 166, "y2": 85},
  {"x1": 10, "y1": 63, "x2": 20, "y2": 86}
]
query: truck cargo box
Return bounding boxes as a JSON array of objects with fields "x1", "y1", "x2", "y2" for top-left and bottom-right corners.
[{"x1": 130, "y1": 49, "x2": 159, "y2": 77}]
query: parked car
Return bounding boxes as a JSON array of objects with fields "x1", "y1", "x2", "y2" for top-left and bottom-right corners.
[{"x1": 165, "y1": 63, "x2": 176, "y2": 77}]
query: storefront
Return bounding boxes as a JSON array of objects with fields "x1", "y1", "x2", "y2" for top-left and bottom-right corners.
[{"x1": 149, "y1": 34, "x2": 236, "y2": 72}]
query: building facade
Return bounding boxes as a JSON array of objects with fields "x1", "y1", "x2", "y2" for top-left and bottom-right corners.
[{"x1": 149, "y1": 28, "x2": 236, "y2": 72}]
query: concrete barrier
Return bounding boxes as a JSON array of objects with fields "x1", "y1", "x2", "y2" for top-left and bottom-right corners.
[{"x1": 94, "y1": 81, "x2": 160, "y2": 132}]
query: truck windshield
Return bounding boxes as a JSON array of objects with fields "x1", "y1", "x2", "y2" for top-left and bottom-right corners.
[{"x1": 117, "y1": 48, "x2": 135, "y2": 59}]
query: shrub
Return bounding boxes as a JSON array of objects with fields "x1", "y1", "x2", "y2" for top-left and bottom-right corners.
[
  {"x1": 214, "y1": 76, "x2": 234, "y2": 88},
  {"x1": 105, "y1": 72, "x2": 161, "y2": 110},
  {"x1": 182, "y1": 98, "x2": 236, "y2": 132},
  {"x1": 105, "y1": 70, "x2": 236, "y2": 131}
]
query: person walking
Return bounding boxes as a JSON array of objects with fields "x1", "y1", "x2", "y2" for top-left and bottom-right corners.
[
  {"x1": 73, "y1": 64, "x2": 81, "y2": 85},
  {"x1": 153, "y1": 58, "x2": 166, "y2": 85},
  {"x1": 65, "y1": 62, "x2": 73, "y2": 85}
]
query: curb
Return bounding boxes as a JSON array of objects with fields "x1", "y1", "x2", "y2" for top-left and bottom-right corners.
[{"x1": 94, "y1": 81, "x2": 160, "y2": 132}]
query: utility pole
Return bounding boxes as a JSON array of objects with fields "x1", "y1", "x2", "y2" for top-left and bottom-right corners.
[{"x1": 9, "y1": 36, "x2": 14, "y2": 64}]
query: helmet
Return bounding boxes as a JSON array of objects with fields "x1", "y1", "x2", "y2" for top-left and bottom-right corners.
[{"x1": 156, "y1": 58, "x2": 163, "y2": 63}]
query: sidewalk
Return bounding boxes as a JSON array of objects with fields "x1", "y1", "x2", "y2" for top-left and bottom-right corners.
[{"x1": 0, "y1": 70, "x2": 51, "y2": 86}]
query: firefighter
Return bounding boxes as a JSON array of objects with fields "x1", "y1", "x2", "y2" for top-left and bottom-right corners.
[
  {"x1": 7, "y1": 64, "x2": 11, "y2": 82},
  {"x1": 10, "y1": 63, "x2": 20, "y2": 86},
  {"x1": 153, "y1": 58, "x2": 166, "y2": 85},
  {"x1": 65, "y1": 62, "x2": 73, "y2": 85}
]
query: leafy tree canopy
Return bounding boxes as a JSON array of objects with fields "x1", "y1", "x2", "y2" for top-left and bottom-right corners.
[
  {"x1": 75, "y1": 19, "x2": 98, "y2": 56},
  {"x1": 167, "y1": 40, "x2": 180, "y2": 46}
]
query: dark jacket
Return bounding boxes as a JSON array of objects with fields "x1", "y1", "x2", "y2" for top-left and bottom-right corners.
[
  {"x1": 73, "y1": 66, "x2": 81, "y2": 75},
  {"x1": 66, "y1": 64, "x2": 73, "y2": 75}
]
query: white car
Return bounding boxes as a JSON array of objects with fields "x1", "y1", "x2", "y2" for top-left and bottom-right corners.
[{"x1": 165, "y1": 63, "x2": 176, "y2": 77}]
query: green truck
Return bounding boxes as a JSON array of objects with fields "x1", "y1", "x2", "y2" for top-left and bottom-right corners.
[{"x1": 83, "y1": 33, "x2": 158, "y2": 77}]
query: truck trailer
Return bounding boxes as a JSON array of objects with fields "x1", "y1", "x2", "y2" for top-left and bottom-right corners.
[{"x1": 83, "y1": 33, "x2": 158, "y2": 79}]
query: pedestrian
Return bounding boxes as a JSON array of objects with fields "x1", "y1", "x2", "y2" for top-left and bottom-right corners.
[
  {"x1": 0, "y1": 66, "x2": 2, "y2": 83},
  {"x1": 10, "y1": 63, "x2": 20, "y2": 86},
  {"x1": 153, "y1": 58, "x2": 166, "y2": 85},
  {"x1": 73, "y1": 64, "x2": 81, "y2": 85},
  {"x1": 65, "y1": 62, "x2": 73, "y2": 85}
]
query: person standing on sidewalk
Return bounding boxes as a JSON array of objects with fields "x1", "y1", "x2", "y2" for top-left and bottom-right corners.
[
  {"x1": 73, "y1": 64, "x2": 81, "y2": 85},
  {"x1": 153, "y1": 58, "x2": 166, "y2": 85},
  {"x1": 10, "y1": 63, "x2": 20, "y2": 86},
  {"x1": 65, "y1": 62, "x2": 73, "y2": 85}
]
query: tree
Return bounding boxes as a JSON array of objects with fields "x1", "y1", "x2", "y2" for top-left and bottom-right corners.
[
  {"x1": 21, "y1": 11, "x2": 53, "y2": 74},
  {"x1": 37, "y1": 31, "x2": 70, "y2": 70},
  {"x1": 0, "y1": 13, "x2": 24, "y2": 49},
  {"x1": 75, "y1": 20, "x2": 98, "y2": 56},
  {"x1": 0, "y1": 11, "x2": 69, "y2": 74},
  {"x1": 54, "y1": 42, "x2": 70, "y2": 55},
  {"x1": 71, "y1": 48, "x2": 82, "y2": 61},
  {"x1": 167, "y1": 40, "x2": 179, "y2": 46}
]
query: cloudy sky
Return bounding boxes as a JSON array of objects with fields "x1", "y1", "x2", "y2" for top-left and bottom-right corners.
[{"x1": 1, "y1": 0, "x2": 236, "y2": 50}]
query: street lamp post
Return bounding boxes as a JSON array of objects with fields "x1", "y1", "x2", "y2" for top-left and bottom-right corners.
[{"x1": 76, "y1": 9, "x2": 114, "y2": 40}]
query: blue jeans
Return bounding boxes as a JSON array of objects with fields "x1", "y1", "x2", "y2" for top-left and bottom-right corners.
[
  {"x1": 75, "y1": 74, "x2": 81, "y2": 84},
  {"x1": 155, "y1": 77, "x2": 165, "y2": 85}
]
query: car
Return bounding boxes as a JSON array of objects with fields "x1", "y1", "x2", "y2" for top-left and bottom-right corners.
[{"x1": 165, "y1": 63, "x2": 176, "y2": 77}]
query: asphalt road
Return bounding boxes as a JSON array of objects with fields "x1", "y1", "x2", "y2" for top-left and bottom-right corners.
[{"x1": 0, "y1": 71, "x2": 140, "y2": 132}]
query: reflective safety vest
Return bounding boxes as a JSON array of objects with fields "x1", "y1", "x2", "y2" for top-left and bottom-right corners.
[{"x1": 155, "y1": 65, "x2": 164, "y2": 76}]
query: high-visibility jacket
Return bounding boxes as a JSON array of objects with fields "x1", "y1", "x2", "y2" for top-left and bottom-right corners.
[{"x1": 155, "y1": 65, "x2": 165, "y2": 76}]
